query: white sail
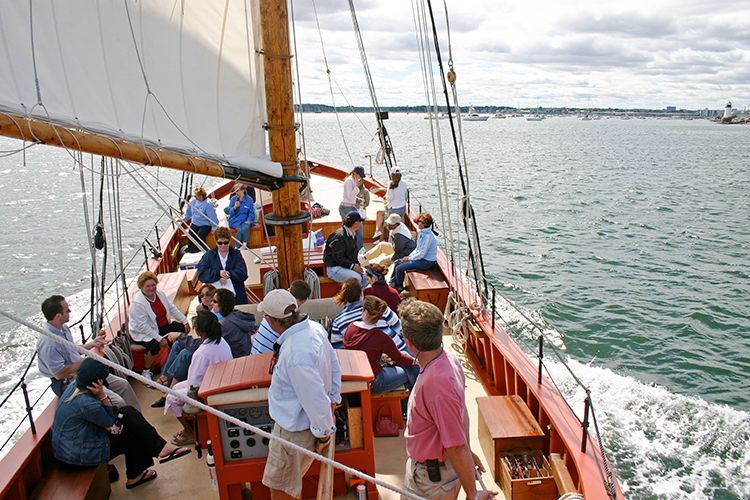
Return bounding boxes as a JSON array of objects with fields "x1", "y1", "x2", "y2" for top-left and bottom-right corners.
[{"x1": 0, "y1": 0, "x2": 280, "y2": 177}]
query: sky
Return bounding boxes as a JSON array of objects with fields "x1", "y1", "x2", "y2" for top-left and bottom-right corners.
[{"x1": 289, "y1": 0, "x2": 750, "y2": 109}]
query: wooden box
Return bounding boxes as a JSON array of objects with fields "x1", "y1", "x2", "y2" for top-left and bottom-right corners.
[
  {"x1": 498, "y1": 450, "x2": 557, "y2": 500},
  {"x1": 477, "y1": 396, "x2": 546, "y2": 481},
  {"x1": 404, "y1": 269, "x2": 449, "y2": 311}
]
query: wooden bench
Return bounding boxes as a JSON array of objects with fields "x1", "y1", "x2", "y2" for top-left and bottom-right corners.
[
  {"x1": 370, "y1": 388, "x2": 410, "y2": 431},
  {"x1": 550, "y1": 453, "x2": 578, "y2": 495},
  {"x1": 404, "y1": 268, "x2": 449, "y2": 311},
  {"x1": 29, "y1": 463, "x2": 110, "y2": 500}
]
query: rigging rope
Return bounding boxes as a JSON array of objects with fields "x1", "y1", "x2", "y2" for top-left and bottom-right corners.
[
  {"x1": 346, "y1": 0, "x2": 396, "y2": 172},
  {"x1": 0, "y1": 308, "x2": 424, "y2": 500}
]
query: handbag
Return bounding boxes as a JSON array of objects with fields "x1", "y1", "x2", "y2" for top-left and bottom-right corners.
[{"x1": 373, "y1": 406, "x2": 399, "y2": 437}]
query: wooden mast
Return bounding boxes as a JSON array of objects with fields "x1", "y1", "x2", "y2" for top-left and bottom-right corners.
[{"x1": 259, "y1": 0, "x2": 305, "y2": 288}]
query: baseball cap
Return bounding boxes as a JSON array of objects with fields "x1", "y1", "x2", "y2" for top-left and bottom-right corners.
[
  {"x1": 386, "y1": 213, "x2": 402, "y2": 225},
  {"x1": 344, "y1": 211, "x2": 364, "y2": 225},
  {"x1": 391, "y1": 167, "x2": 401, "y2": 174},
  {"x1": 258, "y1": 289, "x2": 298, "y2": 319},
  {"x1": 76, "y1": 358, "x2": 110, "y2": 390}
]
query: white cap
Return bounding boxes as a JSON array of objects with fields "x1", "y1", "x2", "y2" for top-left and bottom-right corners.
[
  {"x1": 258, "y1": 289, "x2": 297, "y2": 319},
  {"x1": 391, "y1": 167, "x2": 401, "y2": 174},
  {"x1": 386, "y1": 213, "x2": 402, "y2": 225}
]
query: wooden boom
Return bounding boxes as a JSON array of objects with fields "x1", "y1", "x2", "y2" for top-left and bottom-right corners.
[{"x1": 0, "y1": 111, "x2": 226, "y2": 177}]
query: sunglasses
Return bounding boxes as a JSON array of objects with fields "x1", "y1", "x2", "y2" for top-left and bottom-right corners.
[
  {"x1": 217, "y1": 240, "x2": 230, "y2": 245},
  {"x1": 268, "y1": 342, "x2": 281, "y2": 375}
]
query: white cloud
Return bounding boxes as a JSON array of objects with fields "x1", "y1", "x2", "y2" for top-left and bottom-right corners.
[{"x1": 290, "y1": 0, "x2": 750, "y2": 109}]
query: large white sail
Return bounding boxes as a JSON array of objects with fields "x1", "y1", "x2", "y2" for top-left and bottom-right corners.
[{"x1": 0, "y1": 0, "x2": 280, "y2": 177}]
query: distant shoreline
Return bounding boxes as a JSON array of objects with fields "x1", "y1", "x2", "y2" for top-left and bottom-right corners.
[{"x1": 297, "y1": 103, "x2": 731, "y2": 118}]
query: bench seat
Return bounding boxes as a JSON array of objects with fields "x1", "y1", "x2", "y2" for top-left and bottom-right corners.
[
  {"x1": 30, "y1": 463, "x2": 110, "y2": 500},
  {"x1": 370, "y1": 387, "x2": 410, "y2": 431}
]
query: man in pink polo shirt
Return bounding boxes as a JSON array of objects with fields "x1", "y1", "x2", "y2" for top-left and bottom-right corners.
[{"x1": 399, "y1": 299, "x2": 496, "y2": 500}]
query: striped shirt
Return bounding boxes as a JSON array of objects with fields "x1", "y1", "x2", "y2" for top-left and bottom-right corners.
[
  {"x1": 330, "y1": 301, "x2": 363, "y2": 347},
  {"x1": 330, "y1": 301, "x2": 411, "y2": 355},
  {"x1": 251, "y1": 318, "x2": 278, "y2": 355}
]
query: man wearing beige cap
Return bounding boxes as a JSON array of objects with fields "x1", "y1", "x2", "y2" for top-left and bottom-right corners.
[
  {"x1": 260, "y1": 289, "x2": 342, "y2": 499},
  {"x1": 386, "y1": 213, "x2": 416, "y2": 262}
]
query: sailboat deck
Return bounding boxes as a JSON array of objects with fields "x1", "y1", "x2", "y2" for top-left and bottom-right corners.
[{"x1": 109, "y1": 334, "x2": 500, "y2": 499}]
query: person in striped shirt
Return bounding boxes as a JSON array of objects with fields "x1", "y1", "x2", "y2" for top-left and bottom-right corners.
[{"x1": 250, "y1": 280, "x2": 312, "y2": 355}]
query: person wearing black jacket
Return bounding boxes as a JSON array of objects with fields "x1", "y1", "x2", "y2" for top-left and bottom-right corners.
[{"x1": 324, "y1": 211, "x2": 368, "y2": 288}]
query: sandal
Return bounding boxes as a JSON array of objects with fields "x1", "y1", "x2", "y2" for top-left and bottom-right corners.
[
  {"x1": 159, "y1": 446, "x2": 191, "y2": 464},
  {"x1": 156, "y1": 375, "x2": 170, "y2": 386},
  {"x1": 170, "y1": 430, "x2": 194, "y2": 446},
  {"x1": 125, "y1": 469, "x2": 157, "y2": 489}
]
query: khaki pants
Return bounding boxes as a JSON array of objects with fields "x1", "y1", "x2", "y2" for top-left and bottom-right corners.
[
  {"x1": 402, "y1": 457, "x2": 461, "y2": 499},
  {"x1": 262, "y1": 424, "x2": 317, "y2": 498}
]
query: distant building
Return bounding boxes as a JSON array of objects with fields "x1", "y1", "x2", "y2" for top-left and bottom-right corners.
[{"x1": 665, "y1": 106, "x2": 677, "y2": 112}]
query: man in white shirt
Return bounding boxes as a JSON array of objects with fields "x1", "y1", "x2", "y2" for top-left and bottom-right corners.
[{"x1": 260, "y1": 290, "x2": 342, "y2": 499}]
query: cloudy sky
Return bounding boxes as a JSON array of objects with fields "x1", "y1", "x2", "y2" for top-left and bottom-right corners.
[{"x1": 289, "y1": 0, "x2": 750, "y2": 109}]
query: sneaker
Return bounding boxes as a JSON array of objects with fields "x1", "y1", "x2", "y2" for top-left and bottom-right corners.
[
  {"x1": 151, "y1": 397, "x2": 166, "y2": 408},
  {"x1": 372, "y1": 231, "x2": 382, "y2": 240},
  {"x1": 141, "y1": 369, "x2": 153, "y2": 380}
]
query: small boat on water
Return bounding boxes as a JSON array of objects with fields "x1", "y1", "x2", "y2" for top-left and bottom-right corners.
[
  {"x1": 526, "y1": 114, "x2": 545, "y2": 121},
  {"x1": 0, "y1": 1, "x2": 620, "y2": 499},
  {"x1": 463, "y1": 106, "x2": 490, "y2": 122},
  {"x1": 493, "y1": 113, "x2": 507, "y2": 119}
]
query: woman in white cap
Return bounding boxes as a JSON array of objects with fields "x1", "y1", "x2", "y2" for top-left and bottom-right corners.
[{"x1": 386, "y1": 213, "x2": 416, "y2": 262}]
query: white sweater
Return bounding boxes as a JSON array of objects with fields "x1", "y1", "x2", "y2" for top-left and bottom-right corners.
[{"x1": 128, "y1": 289, "x2": 188, "y2": 343}]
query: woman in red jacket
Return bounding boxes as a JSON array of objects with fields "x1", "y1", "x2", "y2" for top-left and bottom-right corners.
[{"x1": 344, "y1": 296, "x2": 416, "y2": 393}]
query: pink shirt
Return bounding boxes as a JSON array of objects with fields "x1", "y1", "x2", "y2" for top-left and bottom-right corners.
[
  {"x1": 342, "y1": 177, "x2": 359, "y2": 206},
  {"x1": 405, "y1": 350, "x2": 467, "y2": 462}
]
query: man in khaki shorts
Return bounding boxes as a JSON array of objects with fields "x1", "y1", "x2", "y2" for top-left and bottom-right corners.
[
  {"x1": 399, "y1": 299, "x2": 496, "y2": 500},
  {"x1": 260, "y1": 289, "x2": 342, "y2": 499}
]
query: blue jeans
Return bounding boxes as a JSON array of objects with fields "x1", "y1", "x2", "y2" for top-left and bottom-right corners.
[
  {"x1": 390, "y1": 259, "x2": 435, "y2": 290},
  {"x1": 371, "y1": 366, "x2": 410, "y2": 394},
  {"x1": 233, "y1": 223, "x2": 251, "y2": 248},
  {"x1": 326, "y1": 266, "x2": 368, "y2": 289},
  {"x1": 163, "y1": 342, "x2": 192, "y2": 382}
]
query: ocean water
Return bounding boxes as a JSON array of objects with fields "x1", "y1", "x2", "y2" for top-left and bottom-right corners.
[{"x1": 0, "y1": 115, "x2": 748, "y2": 498}]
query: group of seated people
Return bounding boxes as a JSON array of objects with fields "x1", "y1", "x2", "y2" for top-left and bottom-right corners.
[
  {"x1": 324, "y1": 210, "x2": 439, "y2": 292},
  {"x1": 42, "y1": 206, "x2": 444, "y2": 490}
]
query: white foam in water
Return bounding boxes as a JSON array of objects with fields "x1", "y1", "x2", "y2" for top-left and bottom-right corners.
[{"x1": 542, "y1": 358, "x2": 750, "y2": 499}]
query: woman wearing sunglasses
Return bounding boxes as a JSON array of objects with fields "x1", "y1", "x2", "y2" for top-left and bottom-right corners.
[{"x1": 196, "y1": 226, "x2": 249, "y2": 305}]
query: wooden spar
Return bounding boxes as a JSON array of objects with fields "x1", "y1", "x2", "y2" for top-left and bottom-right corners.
[
  {"x1": 259, "y1": 0, "x2": 305, "y2": 288},
  {"x1": 0, "y1": 111, "x2": 225, "y2": 178}
]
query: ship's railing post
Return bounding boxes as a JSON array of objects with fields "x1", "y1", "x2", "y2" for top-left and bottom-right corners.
[
  {"x1": 79, "y1": 324, "x2": 86, "y2": 343},
  {"x1": 154, "y1": 224, "x2": 160, "y2": 248},
  {"x1": 491, "y1": 285, "x2": 496, "y2": 331},
  {"x1": 142, "y1": 243, "x2": 148, "y2": 263},
  {"x1": 581, "y1": 391, "x2": 591, "y2": 453},
  {"x1": 537, "y1": 334, "x2": 543, "y2": 385},
  {"x1": 21, "y1": 380, "x2": 36, "y2": 435}
]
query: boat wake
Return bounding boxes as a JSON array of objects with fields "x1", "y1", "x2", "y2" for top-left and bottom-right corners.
[
  {"x1": 543, "y1": 359, "x2": 750, "y2": 499},
  {"x1": 494, "y1": 296, "x2": 749, "y2": 498}
]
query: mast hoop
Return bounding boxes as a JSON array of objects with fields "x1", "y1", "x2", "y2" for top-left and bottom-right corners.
[{"x1": 263, "y1": 211, "x2": 312, "y2": 226}]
